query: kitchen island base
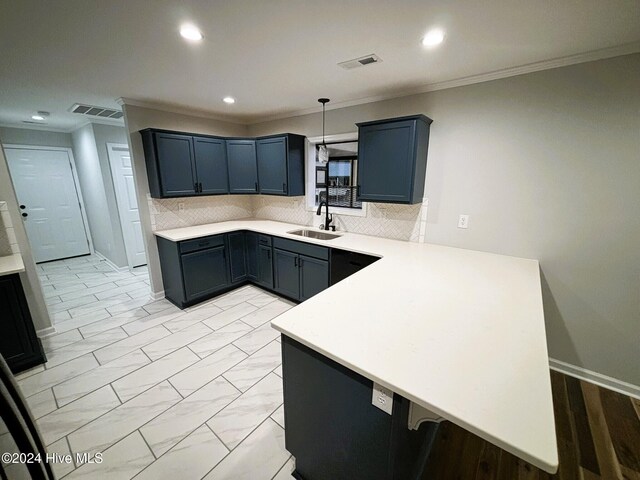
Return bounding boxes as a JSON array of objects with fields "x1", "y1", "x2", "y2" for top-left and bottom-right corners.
[{"x1": 282, "y1": 335, "x2": 440, "y2": 480}]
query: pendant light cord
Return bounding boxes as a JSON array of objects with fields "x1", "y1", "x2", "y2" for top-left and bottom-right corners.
[{"x1": 318, "y1": 98, "x2": 330, "y2": 146}]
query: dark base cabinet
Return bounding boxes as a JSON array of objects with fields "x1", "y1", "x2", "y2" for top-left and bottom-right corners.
[
  {"x1": 157, "y1": 235, "x2": 232, "y2": 308},
  {"x1": 282, "y1": 335, "x2": 439, "y2": 480},
  {"x1": 0, "y1": 274, "x2": 46, "y2": 374}
]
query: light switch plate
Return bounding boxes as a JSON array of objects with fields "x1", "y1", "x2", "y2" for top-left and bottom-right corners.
[{"x1": 372, "y1": 382, "x2": 394, "y2": 415}]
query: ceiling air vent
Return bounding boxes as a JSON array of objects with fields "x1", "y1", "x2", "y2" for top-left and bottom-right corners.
[
  {"x1": 338, "y1": 54, "x2": 382, "y2": 70},
  {"x1": 70, "y1": 103, "x2": 124, "y2": 119}
]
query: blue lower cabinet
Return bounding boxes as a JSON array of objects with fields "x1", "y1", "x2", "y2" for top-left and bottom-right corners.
[
  {"x1": 227, "y1": 232, "x2": 247, "y2": 283},
  {"x1": 245, "y1": 232, "x2": 258, "y2": 281},
  {"x1": 181, "y1": 246, "x2": 229, "y2": 302},
  {"x1": 257, "y1": 244, "x2": 274, "y2": 289},
  {"x1": 299, "y1": 255, "x2": 329, "y2": 301},
  {"x1": 274, "y1": 248, "x2": 300, "y2": 300}
]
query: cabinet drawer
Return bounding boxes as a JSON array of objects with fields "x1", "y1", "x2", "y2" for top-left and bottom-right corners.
[
  {"x1": 273, "y1": 237, "x2": 329, "y2": 260},
  {"x1": 258, "y1": 234, "x2": 272, "y2": 246},
  {"x1": 179, "y1": 235, "x2": 225, "y2": 254}
]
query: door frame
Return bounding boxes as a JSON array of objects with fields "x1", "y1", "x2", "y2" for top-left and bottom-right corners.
[
  {"x1": 106, "y1": 142, "x2": 145, "y2": 269},
  {"x1": 4, "y1": 144, "x2": 95, "y2": 258}
]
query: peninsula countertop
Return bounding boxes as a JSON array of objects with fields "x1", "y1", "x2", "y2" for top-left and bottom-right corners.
[
  {"x1": 154, "y1": 219, "x2": 557, "y2": 473},
  {"x1": 0, "y1": 253, "x2": 25, "y2": 277}
]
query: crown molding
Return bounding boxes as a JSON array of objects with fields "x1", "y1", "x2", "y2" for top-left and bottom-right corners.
[
  {"x1": 118, "y1": 97, "x2": 248, "y2": 126},
  {"x1": 248, "y1": 42, "x2": 640, "y2": 124},
  {"x1": 0, "y1": 122, "x2": 72, "y2": 134}
]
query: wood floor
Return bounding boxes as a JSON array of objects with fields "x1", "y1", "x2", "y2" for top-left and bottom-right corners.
[{"x1": 423, "y1": 370, "x2": 640, "y2": 480}]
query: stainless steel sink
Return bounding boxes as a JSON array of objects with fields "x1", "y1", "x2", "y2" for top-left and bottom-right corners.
[{"x1": 287, "y1": 229, "x2": 341, "y2": 240}]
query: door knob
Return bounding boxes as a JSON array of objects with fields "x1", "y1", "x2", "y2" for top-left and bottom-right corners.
[
  {"x1": 19, "y1": 205, "x2": 26, "y2": 209},
  {"x1": 21, "y1": 212, "x2": 28, "y2": 217}
]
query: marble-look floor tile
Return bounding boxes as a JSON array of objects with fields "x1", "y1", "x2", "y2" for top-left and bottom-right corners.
[
  {"x1": 207, "y1": 373, "x2": 283, "y2": 449},
  {"x1": 68, "y1": 293, "x2": 133, "y2": 318},
  {"x1": 54, "y1": 350, "x2": 150, "y2": 406},
  {"x1": 46, "y1": 437, "x2": 75, "y2": 479},
  {"x1": 58, "y1": 281, "x2": 119, "y2": 302},
  {"x1": 272, "y1": 457, "x2": 296, "y2": 480},
  {"x1": 106, "y1": 296, "x2": 156, "y2": 315},
  {"x1": 48, "y1": 294, "x2": 99, "y2": 313},
  {"x1": 136, "y1": 425, "x2": 228, "y2": 480},
  {"x1": 202, "y1": 302, "x2": 258, "y2": 330},
  {"x1": 238, "y1": 299, "x2": 292, "y2": 328},
  {"x1": 64, "y1": 431, "x2": 154, "y2": 480},
  {"x1": 78, "y1": 307, "x2": 150, "y2": 338},
  {"x1": 203, "y1": 419, "x2": 289, "y2": 480},
  {"x1": 111, "y1": 347, "x2": 199, "y2": 402},
  {"x1": 53, "y1": 309, "x2": 112, "y2": 334},
  {"x1": 142, "y1": 299, "x2": 181, "y2": 315},
  {"x1": 45, "y1": 327, "x2": 128, "y2": 368},
  {"x1": 212, "y1": 288, "x2": 262, "y2": 310},
  {"x1": 18, "y1": 354, "x2": 98, "y2": 397},
  {"x1": 127, "y1": 285, "x2": 152, "y2": 299},
  {"x1": 233, "y1": 321, "x2": 280, "y2": 355},
  {"x1": 246, "y1": 292, "x2": 278, "y2": 308},
  {"x1": 142, "y1": 322, "x2": 212, "y2": 361},
  {"x1": 41, "y1": 329, "x2": 83, "y2": 353},
  {"x1": 140, "y1": 376, "x2": 239, "y2": 457},
  {"x1": 25, "y1": 388, "x2": 57, "y2": 419},
  {"x1": 120, "y1": 308, "x2": 185, "y2": 336},
  {"x1": 14, "y1": 364, "x2": 45, "y2": 381},
  {"x1": 67, "y1": 381, "x2": 181, "y2": 458},
  {"x1": 161, "y1": 304, "x2": 224, "y2": 334},
  {"x1": 271, "y1": 404, "x2": 285, "y2": 428},
  {"x1": 169, "y1": 344, "x2": 247, "y2": 397},
  {"x1": 189, "y1": 320, "x2": 253, "y2": 359},
  {"x1": 223, "y1": 340, "x2": 282, "y2": 392},
  {"x1": 93, "y1": 324, "x2": 170, "y2": 365},
  {"x1": 94, "y1": 281, "x2": 148, "y2": 300},
  {"x1": 115, "y1": 276, "x2": 150, "y2": 287},
  {"x1": 37, "y1": 385, "x2": 120, "y2": 446},
  {"x1": 50, "y1": 310, "x2": 72, "y2": 323}
]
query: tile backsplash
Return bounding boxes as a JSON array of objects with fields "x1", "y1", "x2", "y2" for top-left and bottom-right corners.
[
  {"x1": 149, "y1": 194, "x2": 428, "y2": 243},
  {"x1": 0, "y1": 201, "x2": 21, "y2": 255}
]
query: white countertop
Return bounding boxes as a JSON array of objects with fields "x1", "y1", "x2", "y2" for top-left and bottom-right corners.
[
  {"x1": 0, "y1": 253, "x2": 25, "y2": 276},
  {"x1": 155, "y1": 219, "x2": 558, "y2": 473}
]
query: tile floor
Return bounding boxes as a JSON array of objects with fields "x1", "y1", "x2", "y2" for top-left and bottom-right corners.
[{"x1": 13, "y1": 255, "x2": 296, "y2": 479}]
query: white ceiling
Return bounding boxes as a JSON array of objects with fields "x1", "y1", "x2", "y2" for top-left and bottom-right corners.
[{"x1": 0, "y1": 0, "x2": 639, "y2": 131}]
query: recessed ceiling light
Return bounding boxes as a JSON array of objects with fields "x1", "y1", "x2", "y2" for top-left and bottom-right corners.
[
  {"x1": 223, "y1": 97, "x2": 236, "y2": 104},
  {"x1": 31, "y1": 111, "x2": 49, "y2": 121},
  {"x1": 31, "y1": 115, "x2": 45, "y2": 121},
  {"x1": 421, "y1": 29, "x2": 445, "y2": 48},
  {"x1": 180, "y1": 24, "x2": 203, "y2": 42}
]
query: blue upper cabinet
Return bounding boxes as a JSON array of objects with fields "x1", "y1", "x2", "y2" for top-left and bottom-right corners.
[
  {"x1": 257, "y1": 134, "x2": 305, "y2": 196},
  {"x1": 141, "y1": 129, "x2": 305, "y2": 198},
  {"x1": 356, "y1": 115, "x2": 432, "y2": 204},
  {"x1": 143, "y1": 131, "x2": 197, "y2": 198},
  {"x1": 226, "y1": 139, "x2": 258, "y2": 194},
  {"x1": 193, "y1": 136, "x2": 228, "y2": 195}
]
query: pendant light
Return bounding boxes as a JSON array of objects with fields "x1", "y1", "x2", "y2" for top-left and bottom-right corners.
[{"x1": 317, "y1": 98, "x2": 330, "y2": 164}]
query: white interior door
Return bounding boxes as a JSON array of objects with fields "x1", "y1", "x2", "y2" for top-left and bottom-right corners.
[
  {"x1": 107, "y1": 143, "x2": 146, "y2": 267},
  {"x1": 5, "y1": 147, "x2": 91, "y2": 263}
]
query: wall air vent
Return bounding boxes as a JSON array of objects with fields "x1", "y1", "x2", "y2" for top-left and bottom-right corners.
[
  {"x1": 69, "y1": 103, "x2": 124, "y2": 119},
  {"x1": 338, "y1": 54, "x2": 383, "y2": 70}
]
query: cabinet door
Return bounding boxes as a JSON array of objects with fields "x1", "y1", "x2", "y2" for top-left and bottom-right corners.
[
  {"x1": 228, "y1": 232, "x2": 247, "y2": 283},
  {"x1": 193, "y1": 136, "x2": 229, "y2": 194},
  {"x1": 273, "y1": 249, "x2": 300, "y2": 300},
  {"x1": 257, "y1": 244, "x2": 274, "y2": 289},
  {"x1": 257, "y1": 137, "x2": 287, "y2": 195},
  {"x1": 227, "y1": 140, "x2": 258, "y2": 193},
  {"x1": 0, "y1": 276, "x2": 40, "y2": 370},
  {"x1": 155, "y1": 133, "x2": 197, "y2": 197},
  {"x1": 357, "y1": 120, "x2": 416, "y2": 203},
  {"x1": 181, "y1": 246, "x2": 229, "y2": 301},
  {"x1": 246, "y1": 232, "x2": 258, "y2": 281},
  {"x1": 299, "y1": 255, "x2": 329, "y2": 302}
]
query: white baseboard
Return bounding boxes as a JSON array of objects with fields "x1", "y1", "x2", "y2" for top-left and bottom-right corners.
[
  {"x1": 93, "y1": 251, "x2": 129, "y2": 273},
  {"x1": 549, "y1": 358, "x2": 640, "y2": 400},
  {"x1": 150, "y1": 290, "x2": 165, "y2": 301},
  {"x1": 37, "y1": 326, "x2": 57, "y2": 338}
]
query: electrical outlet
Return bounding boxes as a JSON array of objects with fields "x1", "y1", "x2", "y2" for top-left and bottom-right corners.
[
  {"x1": 372, "y1": 382, "x2": 394, "y2": 415},
  {"x1": 178, "y1": 202, "x2": 185, "y2": 212},
  {"x1": 458, "y1": 214, "x2": 469, "y2": 229}
]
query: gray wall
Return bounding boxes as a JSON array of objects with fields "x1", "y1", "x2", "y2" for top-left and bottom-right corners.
[
  {"x1": 248, "y1": 54, "x2": 640, "y2": 387},
  {"x1": 0, "y1": 143, "x2": 51, "y2": 332},
  {"x1": 71, "y1": 124, "x2": 127, "y2": 267},
  {"x1": 0, "y1": 127, "x2": 73, "y2": 148},
  {"x1": 91, "y1": 123, "x2": 129, "y2": 267},
  {"x1": 123, "y1": 104, "x2": 248, "y2": 293}
]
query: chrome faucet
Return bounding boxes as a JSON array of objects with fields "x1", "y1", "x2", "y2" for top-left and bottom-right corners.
[{"x1": 316, "y1": 201, "x2": 335, "y2": 231}]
